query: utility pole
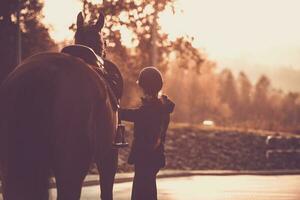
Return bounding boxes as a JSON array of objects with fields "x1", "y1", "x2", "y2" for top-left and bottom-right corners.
[
  {"x1": 16, "y1": 0, "x2": 22, "y2": 65},
  {"x1": 83, "y1": 0, "x2": 88, "y2": 18},
  {"x1": 151, "y1": 1, "x2": 158, "y2": 67}
]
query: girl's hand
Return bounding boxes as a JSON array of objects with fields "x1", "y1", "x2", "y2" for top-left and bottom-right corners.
[{"x1": 154, "y1": 138, "x2": 162, "y2": 149}]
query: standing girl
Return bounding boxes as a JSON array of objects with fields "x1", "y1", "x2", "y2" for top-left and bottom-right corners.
[{"x1": 120, "y1": 66, "x2": 175, "y2": 200}]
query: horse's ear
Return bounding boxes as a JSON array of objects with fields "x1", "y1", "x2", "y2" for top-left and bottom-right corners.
[
  {"x1": 95, "y1": 12, "x2": 105, "y2": 32},
  {"x1": 77, "y1": 12, "x2": 84, "y2": 29}
]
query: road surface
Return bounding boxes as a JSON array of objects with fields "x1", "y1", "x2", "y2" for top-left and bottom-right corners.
[{"x1": 48, "y1": 175, "x2": 300, "y2": 200}]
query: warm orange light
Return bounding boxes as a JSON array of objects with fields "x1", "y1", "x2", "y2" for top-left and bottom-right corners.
[
  {"x1": 43, "y1": 0, "x2": 82, "y2": 42},
  {"x1": 43, "y1": 0, "x2": 300, "y2": 70}
]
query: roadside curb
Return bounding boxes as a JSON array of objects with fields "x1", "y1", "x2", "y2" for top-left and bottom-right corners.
[
  {"x1": 81, "y1": 169, "x2": 300, "y2": 187},
  {"x1": 2, "y1": 169, "x2": 298, "y2": 191}
]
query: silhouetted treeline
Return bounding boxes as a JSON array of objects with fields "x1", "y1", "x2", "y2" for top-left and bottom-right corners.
[{"x1": 165, "y1": 65, "x2": 300, "y2": 132}]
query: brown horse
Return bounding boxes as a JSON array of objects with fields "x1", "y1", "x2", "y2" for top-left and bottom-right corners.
[{"x1": 0, "y1": 12, "x2": 119, "y2": 200}]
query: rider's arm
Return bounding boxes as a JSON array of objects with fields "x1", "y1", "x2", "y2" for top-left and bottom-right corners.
[
  {"x1": 160, "y1": 95, "x2": 175, "y2": 113},
  {"x1": 119, "y1": 108, "x2": 140, "y2": 122}
]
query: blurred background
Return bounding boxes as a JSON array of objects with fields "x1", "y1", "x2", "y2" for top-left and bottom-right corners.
[{"x1": 1, "y1": 0, "x2": 300, "y2": 171}]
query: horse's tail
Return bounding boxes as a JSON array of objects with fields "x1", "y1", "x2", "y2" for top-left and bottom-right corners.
[{"x1": 0, "y1": 58, "x2": 58, "y2": 199}]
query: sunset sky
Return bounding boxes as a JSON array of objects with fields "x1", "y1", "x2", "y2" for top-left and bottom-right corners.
[{"x1": 43, "y1": 0, "x2": 300, "y2": 91}]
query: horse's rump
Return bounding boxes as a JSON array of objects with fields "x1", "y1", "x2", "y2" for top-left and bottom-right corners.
[{"x1": 0, "y1": 52, "x2": 114, "y2": 199}]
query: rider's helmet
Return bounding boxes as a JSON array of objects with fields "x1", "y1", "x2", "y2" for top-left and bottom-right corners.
[{"x1": 137, "y1": 66, "x2": 163, "y2": 95}]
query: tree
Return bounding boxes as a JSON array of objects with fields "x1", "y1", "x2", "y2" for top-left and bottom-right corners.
[
  {"x1": 78, "y1": 0, "x2": 206, "y2": 106},
  {"x1": 77, "y1": 0, "x2": 207, "y2": 73},
  {"x1": 267, "y1": 89, "x2": 284, "y2": 130},
  {"x1": 164, "y1": 59, "x2": 221, "y2": 124},
  {"x1": 218, "y1": 69, "x2": 239, "y2": 122},
  {"x1": 252, "y1": 75, "x2": 272, "y2": 127},
  {"x1": 0, "y1": 0, "x2": 57, "y2": 83},
  {"x1": 281, "y1": 92, "x2": 300, "y2": 127},
  {"x1": 253, "y1": 75, "x2": 270, "y2": 107},
  {"x1": 237, "y1": 71, "x2": 252, "y2": 121}
]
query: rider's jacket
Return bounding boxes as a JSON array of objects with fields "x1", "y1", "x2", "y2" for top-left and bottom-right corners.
[{"x1": 119, "y1": 95, "x2": 175, "y2": 168}]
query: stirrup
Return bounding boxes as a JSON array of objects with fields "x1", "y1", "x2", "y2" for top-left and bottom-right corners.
[{"x1": 113, "y1": 124, "x2": 128, "y2": 148}]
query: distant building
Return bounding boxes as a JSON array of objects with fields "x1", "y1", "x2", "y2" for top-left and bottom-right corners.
[{"x1": 202, "y1": 120, "x2": 215, "y2": 126}]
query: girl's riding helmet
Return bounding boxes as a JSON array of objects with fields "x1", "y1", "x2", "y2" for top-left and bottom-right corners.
[{"x1": 137, "y1": 67, "x2": 163, "y2": 95}]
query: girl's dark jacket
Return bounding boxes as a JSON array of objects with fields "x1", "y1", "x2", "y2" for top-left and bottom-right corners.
[{"x1": 120, "y1": 95, "x2": 175, "y2": 168}]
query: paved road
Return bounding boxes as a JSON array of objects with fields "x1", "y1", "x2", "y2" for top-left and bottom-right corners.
[{"x1": 48, "y1": 175, "x2": 300, "y2": 200}]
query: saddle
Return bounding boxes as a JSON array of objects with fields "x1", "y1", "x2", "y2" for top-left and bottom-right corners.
[{"x1": 61, "y1": 45, "x2": 123, "y2": 110}]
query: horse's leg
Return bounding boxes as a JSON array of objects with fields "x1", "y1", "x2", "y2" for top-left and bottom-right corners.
[
  {"x1": 94, "y1": 99, "x2": 118, "y2": 200},
  {"x1": 51, "y1": 92, "x2": 91, "y2": 199},
  {"x1": 0, "y1": 145, "x2": 50, "y2": 200},
  {"x1": 97, "y1": 148, "x2": 118, "y2": 200},
  {"x1": 1, "y1": 170, "x2": 49, "y2": 200},
  {"x1": 0, "y1": 79, "x2": 52, "y2": 200},
  {"x1": 49, "y1": 60, "x2": 98, "y2": 200},
  {"x1": 52, "y1": 143, "x2": 91, "y2": 200}
]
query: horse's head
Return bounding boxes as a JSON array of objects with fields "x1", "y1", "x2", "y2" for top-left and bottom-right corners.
[
  {"x1": 73, "y1": 11, "x2": 123, "y2": 116},
  {"x1": 75, "y1": 12, "x2": 106, "y2": 58}
]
